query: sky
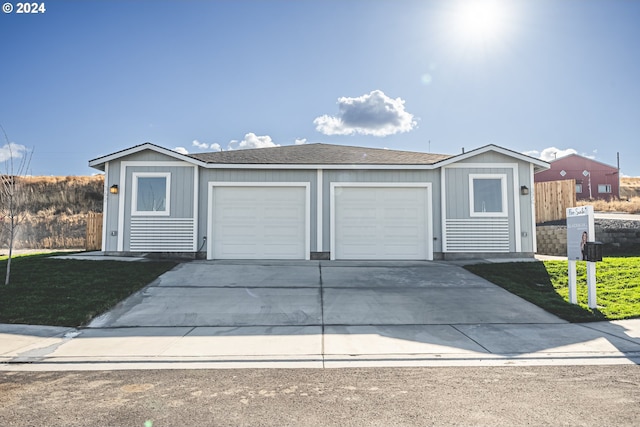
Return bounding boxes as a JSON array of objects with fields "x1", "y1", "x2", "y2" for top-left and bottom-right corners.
[{"x1": 1, "y1": 0, "x2": 639, "y2": 176}]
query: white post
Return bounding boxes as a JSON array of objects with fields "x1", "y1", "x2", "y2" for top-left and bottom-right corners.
[
  {"x1": 587, "y1": 261, "x2": 597, "y2": 309},
  {"x1": 568, "y1": 260, "x2": 577, "y2": 304}
]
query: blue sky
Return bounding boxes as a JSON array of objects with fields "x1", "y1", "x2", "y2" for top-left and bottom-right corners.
[{"x1": 1, "y1": 0, "x2": 639, "y2": 176}]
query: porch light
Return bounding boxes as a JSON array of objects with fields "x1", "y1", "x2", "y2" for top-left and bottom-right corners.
[
  {"x1": 110, "y1": 184, "x2": 119, "y2": 195},
  {"x1": 520, "y1": 185, "x2": 529, "y2": 196}
]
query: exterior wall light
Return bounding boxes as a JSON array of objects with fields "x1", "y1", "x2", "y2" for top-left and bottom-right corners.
[
  {"x1": 520, "y1": 185, "x2": 529, "y2": 196},
  {"x1": 110, "y1": 184, "x2": 119, "y2": 195}
]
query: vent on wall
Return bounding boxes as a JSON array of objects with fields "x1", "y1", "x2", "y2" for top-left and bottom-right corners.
[
  {"x1": 130, "y1": 217, "x2": 196, "y2": 252},
  {"x1": 445, "y1": 218, "x2": 510, "y2": 252}
]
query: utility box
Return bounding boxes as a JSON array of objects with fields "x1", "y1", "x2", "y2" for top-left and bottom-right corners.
[{"x1": 585, "y1": 241, "x2": 603, "y2": 262}]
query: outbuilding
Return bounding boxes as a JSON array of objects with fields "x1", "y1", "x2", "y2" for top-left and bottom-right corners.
[
  {"x1": 535, "y1": 153, "x2": 620, "y2": 200},
  {"x1": 89, "y1": 143, "x2": 549, "y2": 260}
]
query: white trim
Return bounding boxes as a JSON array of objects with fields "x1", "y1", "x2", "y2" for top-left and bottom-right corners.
[
  {"x1": 193, "y1": 167, "x2": 199, "y2": 252},
  {"x1": 530, "y1": 163, "x2": 537, "y2": 253},
  {"x1": 117, "y1": 163, "x2": 126, "y2": 251},
  {"x1": 469, "y1": 174, "x2": 508, "y2": 218},
  {"x1": 207, "y1": 182, "x2": 311, "y2": 260},
  {"x1": 512, "y1": 169, "x2": 522, "y2": 252},
  {"x1": 101, "y1": 162, "x2": 109, "y2": 252},
  {"x1": 316, "y1": 169, "x2": 323, "y2": 252},
  {"x1": 329, "y1": 182, "x2": 433, "y2": 261},
  {"x1": 89, "y1": 143, "x2": 207, "y2": 169},
  {"x1": 440, "y1": 167, "x2": 447, "y2": 254},
  {"x1": 131, "y1": 172, "x2": 171, "y2": 216}
]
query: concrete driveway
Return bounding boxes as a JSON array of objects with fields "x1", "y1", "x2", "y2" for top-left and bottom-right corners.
[
  {"x1": 89, "y1": 260, "x2": 561, "y2": 328},
  {"x1": 4, "y1": 259, "x2": 640, "y2": 370}
]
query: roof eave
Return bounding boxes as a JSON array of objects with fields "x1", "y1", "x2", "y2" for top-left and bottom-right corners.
[
  {"x1": 88, "y1": 142, "x2": 206, "y2": 170},
  {"x1": 436, "y1": 144, "x2": 550, "y2": 171}
]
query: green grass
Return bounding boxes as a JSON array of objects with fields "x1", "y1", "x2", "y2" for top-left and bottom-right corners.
[
  {"x1": 0, "y1": 254, "x2": 177, "y2": 327},
  {"x1": 465, "y1": 257, "x2": 640, "y2": 322}
]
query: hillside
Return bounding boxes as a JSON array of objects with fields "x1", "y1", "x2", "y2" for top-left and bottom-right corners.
[
  {"x1": 0, "y1": 176, "x2": 104, "y2": 250},
  {"x1": 621, "y1": 177, "x2": 640, "y2": 199}
]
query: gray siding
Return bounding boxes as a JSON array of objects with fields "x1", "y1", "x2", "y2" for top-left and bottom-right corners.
[
  {"x1": 101, "y1": 146, "x2": 538, "y2": 257},
  {"x1": 442, "y1": 151, "x2": 536, "y2": 254},
  {"x1": 103, "y1": 161, "x2": 120, "y2": 251},
  {"x1": 104, "y1": 151, "x2": 197, "y2": 252}
]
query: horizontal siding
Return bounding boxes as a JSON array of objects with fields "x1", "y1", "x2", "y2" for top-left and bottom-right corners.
[
  {"x1": 130, "y1": 217, "x2": 196, "y2": 252},
  {"x1": 445, "y1": 218, "x2": 509, "y2": 252}
]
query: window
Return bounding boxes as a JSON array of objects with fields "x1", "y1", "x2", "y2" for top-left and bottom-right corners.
[
  {"x1": 469, "y1": 174, "x2": 508, "y2": 217},
  {"x1": 576, "y1": 183, "x2": 583, "y2": 194},
  {"x1": 598, "y1": 184, "x2": 612, "y2": 194},
  {"x1": 132, "y1": 172, "x2": 171, "y2": 215}
]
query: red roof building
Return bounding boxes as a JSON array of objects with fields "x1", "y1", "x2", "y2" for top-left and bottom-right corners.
[{"x1": 535, "y1": 154, "x2": 619, "y2": 200}]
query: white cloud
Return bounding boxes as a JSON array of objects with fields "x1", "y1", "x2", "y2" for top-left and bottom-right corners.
[
  {"x1": 294, "y1": 138, "x2": 307, "y2": 145},
  {"x1": 173, "y1": 147, "x2": 189, "y2": 155},
  {"x1": 0, "y1": 143, "x2": 28, "y2": 162},
  {"x1": 192, "y1": 139, "x2": 222, "y2": 151},
  {"x1": 525, "y1": 147, "x2": 578, "y2": 162},
  {"x1": 192, "y1": 139, "x2": 209, "y2": 150},
  {"x1": 314, "y1": 90, "x2": 417, "y2": 137},
  {"x1": 235, "y1": 133, "x2": 279, "y2": 150}
]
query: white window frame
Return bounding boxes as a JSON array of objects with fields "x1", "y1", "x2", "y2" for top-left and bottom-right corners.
[
  {"x1": 598, "y1": 184, "x2": 612, "y2": 194},
  {"x1": 132, "y1": 172, "x2": 171, "y2": 216},
  {"x1": 469, "y1": 173, "x2": 508, "y2": 217},
  {"x1": 576, "y1": 183, "x2": 583, "y2": 194}
]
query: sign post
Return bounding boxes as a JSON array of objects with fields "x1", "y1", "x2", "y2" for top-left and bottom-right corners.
[{"x1": 566, "y1": 206, "x2": 597, "y2": 309}]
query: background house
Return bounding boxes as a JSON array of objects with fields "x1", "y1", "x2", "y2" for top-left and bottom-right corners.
[{"x1": 535, "y1": 154, "x2": 620, "y2": 200}]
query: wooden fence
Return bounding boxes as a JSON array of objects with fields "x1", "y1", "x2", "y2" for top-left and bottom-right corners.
[
  {"x1": 535, "y1": 179, "x2": 576, "y2": 224},
  {"x1": 86, "y1": 212, "x2": 103, "y2": 251}
]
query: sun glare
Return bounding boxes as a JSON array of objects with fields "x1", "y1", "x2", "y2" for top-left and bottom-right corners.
[{"x1": 448, "y1": 0, "x2": 512, "y2": 53}]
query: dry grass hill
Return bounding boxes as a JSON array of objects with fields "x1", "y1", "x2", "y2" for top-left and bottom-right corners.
[
  {"x1": 0, "y1": 176, "x2": 104, "y2": 250},
  {"x1": 621, "y1": 177, "x2": 640, "y2": 200}
]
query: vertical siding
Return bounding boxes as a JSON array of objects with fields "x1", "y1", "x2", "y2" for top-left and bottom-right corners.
[
  {"x1": 443, "y1": 152, "x2": 537, "y2": 254},
  {"x1": 519, "y1": 162, "x2": 535, "y2": 253},
  {"x1": 104, "y1": 161, "x2": 120, "y2": 251}
]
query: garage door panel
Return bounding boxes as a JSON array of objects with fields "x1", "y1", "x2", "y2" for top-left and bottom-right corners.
[
  {"x1": 335, "y1": 186, "x2": 428, "y2": 260},
  {"x1": 211, "y1": 186, "x2": 307, "y2": 260}
]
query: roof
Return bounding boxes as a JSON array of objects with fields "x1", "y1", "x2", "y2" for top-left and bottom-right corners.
[
  {"x1": 89, "y1": 142, "x2": 548, "y2": 171},
  {"x1": 186, "y1": 143, "x2": 452, "y2": 165},
  {"x1": 548, "y1": 153, "x2": 618, "y2": 171}
]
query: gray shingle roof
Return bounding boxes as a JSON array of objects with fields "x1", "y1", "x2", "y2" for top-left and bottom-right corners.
[{"x1": 187, "y1": 143, "x2": 452, "y2": 165}]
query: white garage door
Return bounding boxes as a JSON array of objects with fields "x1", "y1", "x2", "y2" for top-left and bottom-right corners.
[
  {"x1": 210, "y1": 186, "x2": 308, "y2": 259},
  {"x1": 333, "y1": 186, "x2": 429, "y2": 260}
]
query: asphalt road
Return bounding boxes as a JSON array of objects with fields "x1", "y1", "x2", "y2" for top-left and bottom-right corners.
[{"x1": 1, "y1": 366, "x2": 639, "y2": 426}]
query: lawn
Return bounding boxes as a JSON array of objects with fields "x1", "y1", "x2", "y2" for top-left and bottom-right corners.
[
  {"x1": 465, "y1": 257, "x2": 640, "y2": 323},
  {"x1": 0, "y1": 253, "x2": 177, "y2": 327}
]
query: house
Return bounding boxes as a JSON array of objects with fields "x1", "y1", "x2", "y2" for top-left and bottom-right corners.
[
  {"x1": 89, "y1": 143, "x2": 549, "y2": 260},
  {"x1": 535, "y1": 153, "x2": 620, "y2": 200}
]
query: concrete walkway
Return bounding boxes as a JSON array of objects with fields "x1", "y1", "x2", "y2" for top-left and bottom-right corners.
[{"x1": 1, "y1": 259, "x2": 639, "y2": 371}]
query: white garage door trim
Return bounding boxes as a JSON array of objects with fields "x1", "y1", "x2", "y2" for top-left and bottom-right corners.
[
  {"x1": 330, "y1": 183, "x2": 433, "y2": 261},
  {"x1": 207, "y1": 182, "x2": 311, "y2": 260}
]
